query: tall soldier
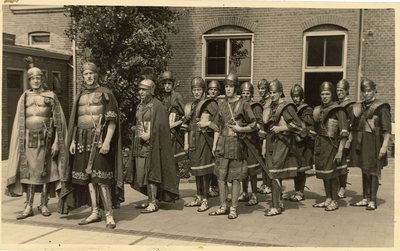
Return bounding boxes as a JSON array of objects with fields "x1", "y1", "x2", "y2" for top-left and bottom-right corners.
[
  {"x1": 182, "y1": 77, "x2": 218, "y2": 212},
  {"x1": 287, "y1": 84, "x2": 314, "y2": 202},
  {"x1": 312, "y1": 82, "x2": 348, "y2": 212},
  {"x1": 6, "y1": 64, "x2": 67, "y2": 219},
  {"x1": 126, "y1": 79, "x2": 180, "y2": 213},
  {"x1": 257, "y1": 78, "x2": 272, "y2": 194},
  {"x1": 60, "y1": 62, "x2": 124, "y2": 229},
  {"x1": 208, "y1": 73, "x2": 257, "y2": 219},
  {"x1": 348, "y1": 79, "x2": 391, "y2": 210},
  {"x1": 159, "y1": 71, "x2": 186, "y2": 162},
  {"x1": 207, "y1": 80, "x2": 221, "y2": 197},
  {"x1": 336, "y1": 79, "x2": 355, "y2": 199},
  {"x1": 238, "y1": 82, "x2": 263, "y2": 206},
  {"x1": 263, "y1": 80, "x2": 304, "y2": 216}
]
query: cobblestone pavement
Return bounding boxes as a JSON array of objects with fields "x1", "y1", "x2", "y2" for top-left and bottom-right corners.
[{"x1": 1, "y1": 159, "x2": 396, "y2": 249}]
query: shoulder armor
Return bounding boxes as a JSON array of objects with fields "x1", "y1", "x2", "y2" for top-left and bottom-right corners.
[
  {"x1": 184, "y1": 102, "x2": 193, "y2": 120},
  {"x1": 313, "y1": 106, "x2": 321, "y2": 122},
  {"x1": 297, "y1": 103, "x2": 311, "y2": 116},
  {"x1": 367, "y1": 100, "x2": 390, "y2": 119},
  {"x1": 274, "y1": 102, "x2": 296, "y2": 122},
  {"x1": 103, "y1": 92, "x2": 110, "y2": 101},
  {"x1": 196, "y1": 99, "x2": 217, "y2": 118},
  {"x1": 322, "y1": 105, "x2": 347, "y2": 123},
  {"x1": 352, "y1": 102, "x2": 362, "y2": 118},
  {"x1": 251, "y1": 102, "x2": 263, "y2": 111}
]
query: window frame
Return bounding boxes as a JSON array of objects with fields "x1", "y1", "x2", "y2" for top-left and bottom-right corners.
[
  {"x1": 301, "y1": 30, "x2": 348, "y2": 87},
  {"x1": 202, "y1": 33, "x2": 254, "y2": 84},
  {"x1": 7, "y1": 68, "x2": 27, "y2": 90},
  {"x1": 29, "y1": 32, "x2": 51, "y2": 48}
]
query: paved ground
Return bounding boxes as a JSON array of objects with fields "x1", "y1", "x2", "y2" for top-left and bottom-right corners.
[{"x1": 1, "y1": 158, "x2": 396, "y2": 249}]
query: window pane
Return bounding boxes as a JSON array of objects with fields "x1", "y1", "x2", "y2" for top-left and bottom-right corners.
[
  {"x1": 207, "y1": 40, "x2": 226, "y2": 57},
  {"x1": 307, "y1": 36, "x2": 324, "y2": 66},
  {"x1": 7, "y1": 70, "x2": 22, "y2": 88},
  {"x1": 326, "y1": 35, "x2": 343, "y2": 66},
  {"x1": 230, "y1": 39, "x2": 251, "y2": 77},
  {"x1": 207, "y1": 58, "x2": 226, "y2": 75},
  {"x1": 32, "y1": 35, "x2": 50, "y2": 44}
]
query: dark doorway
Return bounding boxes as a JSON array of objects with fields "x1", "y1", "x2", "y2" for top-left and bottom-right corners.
[
  {"x1": 7, "y1": 70, "x2": 24, "y2": 147},
  {"x1": 304, "y1": 72, "x2": 343, "y2": 107}
]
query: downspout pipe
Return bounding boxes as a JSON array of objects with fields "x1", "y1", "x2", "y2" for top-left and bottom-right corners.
[{"x1": 356, "y1": 9, "x2": 364, "y2": 102}]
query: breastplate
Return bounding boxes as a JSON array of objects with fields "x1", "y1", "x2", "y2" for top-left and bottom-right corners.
[
  {"x1": 77, "y1": 93, "x2": 105, "y2": 129},
  {"x1": 360, "y1": 114, "x2": 378, "y2": 133},
  {"x1": 317, "y1": 118, "x2": 338, "y2": 138},
  {"x1": 25, "y1": 94, "x2": 52, "y2": 130}
]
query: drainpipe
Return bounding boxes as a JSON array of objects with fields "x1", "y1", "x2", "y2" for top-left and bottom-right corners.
[
  {"x1": 72, "y1": 39, "x2": 77, "y2": 102},
  {"x1": 356, "y1": 9, "x2": 364, "y2": 102}
]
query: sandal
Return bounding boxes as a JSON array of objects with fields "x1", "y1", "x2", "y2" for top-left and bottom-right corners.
[
  {"x1": 258, "y1": 185, "x2": 271, "y2": 194},
  {"x1": 325, "y1": 201, "x2": 339, "y2": 211},
  {"x1": 208, "y1": 206, "x2": 229, "y2": 216},
  {"x1": 105, "y1": 216, "x2": 116, "y2": 229},
  {"x1": 135, "y1": 203, "x2": 149, "y2": 209},
  {"x1": 289, "y1": 192, "x2": 304, "y2": 202},
  {"x1": 197, "y1": 199, "x2": 209, "y2": 212},
  {"x1": 313, "y1": 199, "x2": 332, "y2": 208},
  {"x1": 228, "y1": 207, "x2": 238, "y2": 219},
  {"x1": 264, "y1": 207, "x2": 282, "y2": 216},
  {"x1": 209, "y1": 187, "x2": 219, "y2": 197},
  {"x1": 238, "y1": 192, "x2": 249, "y2": 202},
  {"x1": 366, "y1": 201, "x2": 377, "y2": 211},
  {"x1": 184, "y1": 196, "x2": 201, "y2": 207},
  {"x1": 338, "y1": 187, "x2": 346, "y2": 198},
  {"x1": 141, "y1": 204, "x2": 159, "y2": 214},
  {"x1": 350, "y1": 199, "x2": 368, "y2": 207},
  {"x1": 245, "y1": 195, "x2": 258, "y2": 206},
  {"x1": 78, "y1": 213, "x2": 102, "y2": 225}
]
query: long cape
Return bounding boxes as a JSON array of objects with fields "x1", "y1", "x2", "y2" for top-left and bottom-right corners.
[
  {"x1": 5, "y1": 90, "x2": 67, "y2": 197},
  {"x1": 58, "y1": 86, "x2": 124, "y2": 213},
  {"x1": 125, "y1": 97, "x2": 179, "y2": 200}
]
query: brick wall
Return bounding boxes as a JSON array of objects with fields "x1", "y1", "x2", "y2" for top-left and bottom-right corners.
[
  {"x1": 166, "y1": 7, "x2": 394, "y2": 112},
  {"x1": 362, "y1": 9, "x2": 395, "y2": 121}
]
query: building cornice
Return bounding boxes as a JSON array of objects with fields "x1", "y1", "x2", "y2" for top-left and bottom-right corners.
[{"x1": 3, "y1": 44, "x2": 72, "y2": 61}]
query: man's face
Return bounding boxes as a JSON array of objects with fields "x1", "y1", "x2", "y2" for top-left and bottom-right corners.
[
  {"x1": 208, "y1": 87, "x2": 220, "y2": 98},
  {"x1": 241, "y1": 90, "x2": 252, "y2": 102},
  {"x1": 269, "y1": 90, "x2": 281, "y2": 103},
  {"x1": 83, "y1": 70, "x2": 97, "y2": 86},
  {"x1": 291, "y1": 94, "x2": 301, "y2": 106},
  {"x1": 29, "y1": 75, "x2": 42, "y2": 90},
  {"x1": 259, "y1": 86, "x2": 267, "y2": 97},
  {"x1": 225, "y1": 84, "x2": 235, "y2": 98},
  {"x1": 138, "y1": 87, "x2": 152, "y2": 101},
  {"x1": 320, "y1": 91, "x2": 333, "y2": 105},
  {"x1": 192, "y1": 87, "x2": 204, "y2": 100},
  {"x1": 163, "y1": 81, "x2": 173, "y2": 93},
  {"x1": 362, "y1": 86, "x2": 376, "y2": 102},
  {"x1": 336, "y1": 88, "x2": 347, "y2": 100}
]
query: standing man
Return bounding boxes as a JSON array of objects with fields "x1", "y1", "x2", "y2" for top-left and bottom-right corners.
[
  {"x1": 208, "y1": 73, "x2": 257, "y2": 219},
  {"x1": 207, "y1": 80, "x2": 221, "y2": 197},
  {"x1": 257, "y1": 78, "x2": 272, "y2": 195},
  {"x1": 61, "y1": 62, "x2": 124, "y2": 229},
  {"x1": 126, "y1": 79, "x2": 180, "y2": 213},
  {"x1": 160, "y1": 71, "x2": 186, "y2": 163},
  {"x1": 287, "y1": 84, "x2": 314, "y2": 202},
  {"x1": 336, "y1": 79, "x2": 355, "y2": 199},
  {"x1": 6, "y1": 64, "x2": 67, "y2": 219},
  {"x1": 312, "y1": 81, "x2": 348, "y2": 212},
  {"x1": 264, "y1": 80, "x2": 304, "y2": 216},
  {"x1": 348, "y1": 79, "x2": 391, "y2": 210},
  {"x1": 182, "y1": 77, "x2": 218, "y2": 212},
  {"x1": 238, "y1": 82, "x2": 263, "y2": 206}
]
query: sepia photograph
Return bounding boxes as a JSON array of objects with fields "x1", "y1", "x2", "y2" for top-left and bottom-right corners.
[{"x1": 1, "y1": 0, "x2": 397, "y2": 250}]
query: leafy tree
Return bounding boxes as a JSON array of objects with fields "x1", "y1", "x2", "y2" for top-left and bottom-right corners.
[{"x1": 64, "y1": 6, "x2": 185, "y2": 147}]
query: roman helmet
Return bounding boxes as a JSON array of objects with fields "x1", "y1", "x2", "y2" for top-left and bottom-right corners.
[
  {"x1": 290, "y1": 84, "x2": 304, "y2": 100},
  {"x1": 269, "y1": 79, "x2": 285, "y2": 98},
  {"x1": 159, "y1": 70, "x2": 175, "y2": 85},
  {"x1": 191, "y1": 77, "x2": 206, "y2": 90},
  {"x1": 257, "y1": 78, "x2": 270, "y2": 91},
  {"x1": 240, "y1": 82, "x2": 254, "y2": 96},
  {"x1": 81, "y1": 61, "x2": 98, "y2": 73},
  {"x1": 27, "y1": 67, "x2": 44, "y2": 80},
  {"x1": 360, "y1": 78, "x2": 377, "y2": 92},
  {"x1": 208, "y1": 80, "x2": 221, "y2": 90},
  {"x1": 336, "y1": 79, "x2": 350, "y2": 95},
  {"x1": 224, "y1": 73, "x2": 239, "y2": 87},
  {"x1": 139, "y1": 79, "x2": 155, "y2": 95}
]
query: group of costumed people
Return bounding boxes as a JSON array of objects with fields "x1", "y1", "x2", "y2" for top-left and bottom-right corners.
[{"x1": 5, "y1": 59, "x2": 391, "y2": 227}]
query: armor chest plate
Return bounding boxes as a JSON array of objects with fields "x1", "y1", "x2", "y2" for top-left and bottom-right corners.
[
  {"x1": 317, "y1": 118, "x2": 338, "y2": 138},
  {"x1": 77, "y1": 93, "x2": 105, "y2": 129},
  {"x1": 25, "y1": 94, "x2": 52, "y2": 130},
  {"x1": 360, "y1": 114, "x2": 378, "y2": 133}
]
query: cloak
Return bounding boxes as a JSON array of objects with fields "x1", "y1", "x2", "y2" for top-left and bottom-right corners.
[
  {"x1": 58, "y1": 86, "x2": 124, "y2": 213},
  {"x1": 5, "y1": 90, "x2": 67, "y2": 197}
]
